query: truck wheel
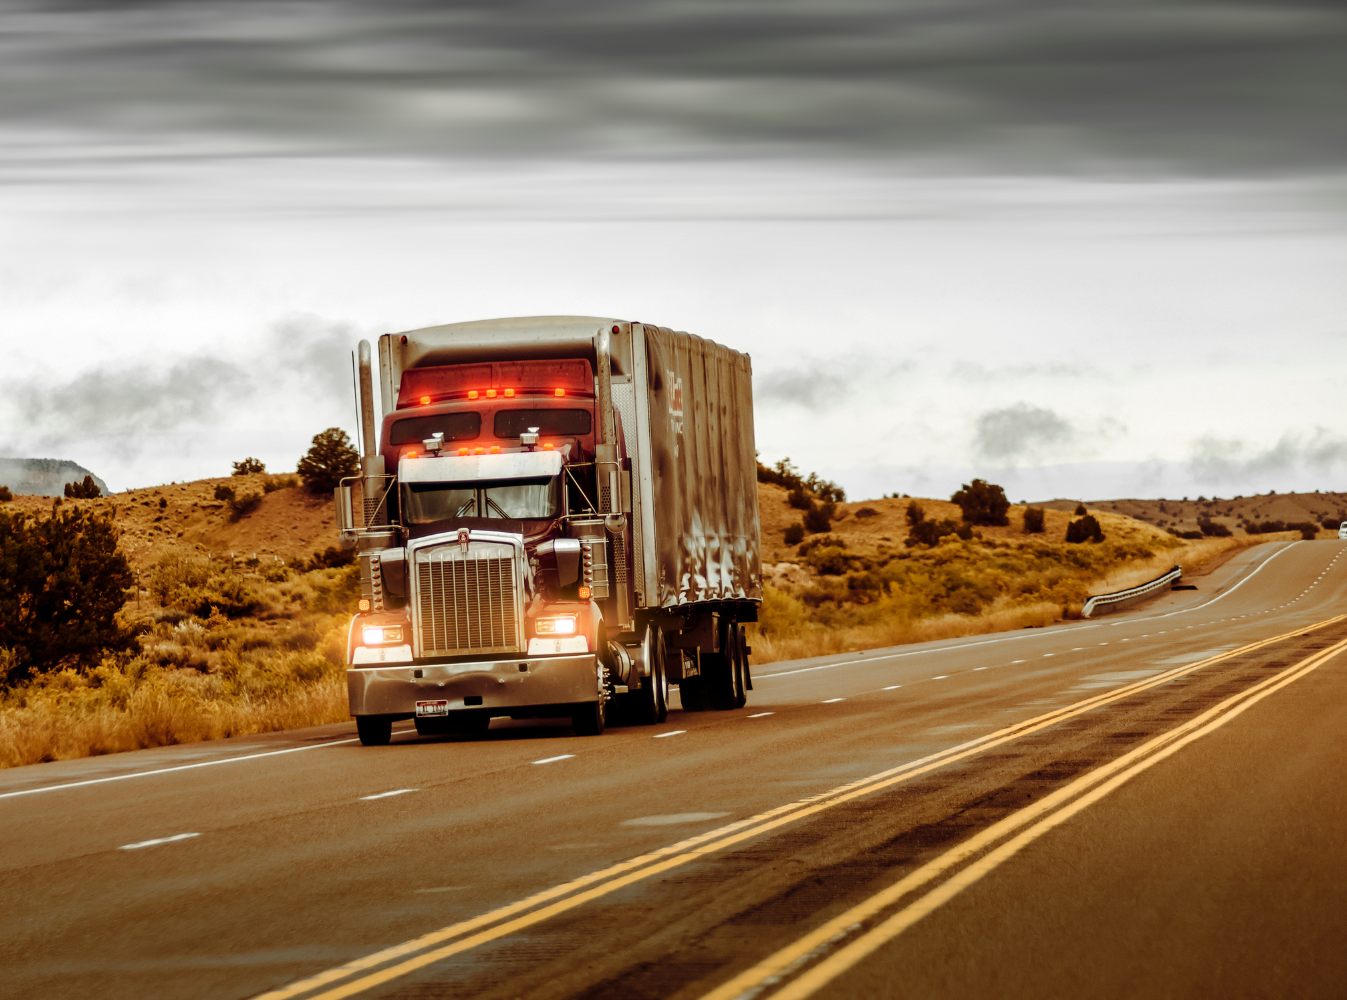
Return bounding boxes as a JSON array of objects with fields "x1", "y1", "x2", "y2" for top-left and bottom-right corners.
[
  {"x1": 678, "y1": 675, "x2": 708, "y2": 712},
  {"x1": 572, "y1": 699, "x2": 606, "y2": 736},
  {"x1": 356, "y1": 715, "x2": 393, "y2": 746},
  {"x1": 630, "y1": 627, "x2": 670, "y2": 725},
  {"x1": 703, "y1": 654, "x2": 736, "y2": 710},
  {"x1": 731, "y1": 626, "x2": 748, "y2": 709}
]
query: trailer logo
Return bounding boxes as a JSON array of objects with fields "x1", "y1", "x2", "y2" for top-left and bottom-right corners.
[
  {"x1": 457, "y1": 528, "x2": 471, "y2": 556},
  {"x1": 667, "y1": 370, "x2": 684, "y2": 455}
]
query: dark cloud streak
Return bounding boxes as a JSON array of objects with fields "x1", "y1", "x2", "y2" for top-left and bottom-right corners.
[{"x1": 3, "y1": 1, "x2": 1346, "y2": 175}]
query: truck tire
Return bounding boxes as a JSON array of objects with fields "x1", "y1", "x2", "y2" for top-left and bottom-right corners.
[
  {"x1": 678, "y1": 675, "x2": 708, "y2": 712},
  {"x1": 630, "y1": 627, "x2": 669, "y2": 725},
  {"x1": 731, "y1": 625, "x2": 748, "y2": 709},
  {"x1": 356, "y1": 715, "x2": 393, "y2": 746},
  {"x1": 572, "y1": 699, "x2": 606, "y2": 736}
]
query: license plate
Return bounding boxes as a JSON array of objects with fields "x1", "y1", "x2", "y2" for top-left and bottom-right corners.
[{"x1": 415, "y1": 700, "x2": 449, "y2": 717}]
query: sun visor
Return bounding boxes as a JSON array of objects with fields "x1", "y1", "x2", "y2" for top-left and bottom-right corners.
[{"x1": 399, "y1": 450, "x2": 564, "y2": 484}]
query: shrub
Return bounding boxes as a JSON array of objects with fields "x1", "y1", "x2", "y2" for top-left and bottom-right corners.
[
  {"x1": 1321, "y1": 518, "x2": 1341, "y2": 531},
  {"x1": 803, "y1": 500, "x2": 836, "y2": 534},
  {"x1": 1170, "y1": 529, "x2": 1204, "y2": 540},
  {"x1": 263, "y1": 475, "x2": 298, "y2": 493},
  {"x1": 803, "y1": 473, "x2": 846, "y2": 504},
  {"x1": 0, "y1": 486, "x2": 11, "y2": 502},
  {"x1": 1023, "y1": 507, "x2": 1046, "y2": 534},
  {"x1": 213, "y1": 483, "x2": 236, "y2": 502},
  {"x1": 854, "y1": 507, "x2": 879, "y2": 519},
  {"x1": 1286, "y1": 521, "x2": 1319, "y2": 540},
  {"x1": 232, "y1": 457, "x2": 266, "y2": 476},
  {"x1": 905, "y1": 501, "x2": 925, "y2": 526},
  {"x1": 798, "y1": 535, "x2": 847, "y2": 556},
  {"x1": 64, "y1": 475, "x2": 101, "y2": 499},
  {"x1": 757, "y1": 456, "x2": 804, "y2": 491},
  {"x1": 1073, "y1": 503, "x2": 1087, "y2": 516},
  {"x1": 297, "y1": 427, "x2": 360, "y2": 494},
  {"x1": 1065, "y1": 515, "x2": 1105, "y2": 544},
  {"x1": 303, "y1": 546, "x2": 356, "y2": 572},
  {"x1": 783, "y1": 522, "x2": 805, "y2": 545},
  {"x1": 906, "y1": 518, "x2": 972, "y2": 548},
  {"x1": 951, "y1": 479, "x2": 1010, "y2": 526},
  {"x1": 787, "y1": 487, "x2": 811, "y2": 510},
  {"x1": 158, "y1": 497, "x2": 167, "y2": 510},
  {"x1": 1198, "y1": 518, "x2": 1231, "y2": 537},
  {"x1": 227, "y1": 492, "x2": 263, "y2": 521},
  {"x1": 0, "y1": 505, "x2": 133, "y2": 684},
  {"x1": 1245, "y1": 520, "x2": 1286, "y2": 535}
]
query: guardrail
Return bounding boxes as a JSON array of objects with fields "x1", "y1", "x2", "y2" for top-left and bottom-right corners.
[{"x1": 1081, "y1": 565, "x2": 1182, "y2": 618}]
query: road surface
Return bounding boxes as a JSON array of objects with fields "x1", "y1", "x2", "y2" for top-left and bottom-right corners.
[{"x1": 3, "y1": 539, "x2": 1345, "y2": 1000}]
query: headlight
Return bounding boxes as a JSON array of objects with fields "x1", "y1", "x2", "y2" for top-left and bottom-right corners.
[
  {"x1": 362, "y1": 626, "x2": 404, "y2": 645},
  {"x1": 535, "y1": 616, "x2": 577, "y2": 635}
]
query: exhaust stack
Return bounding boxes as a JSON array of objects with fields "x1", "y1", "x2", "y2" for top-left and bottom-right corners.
[{"x1": 357, "y1": 339, "x2": 386, "y2": 525}]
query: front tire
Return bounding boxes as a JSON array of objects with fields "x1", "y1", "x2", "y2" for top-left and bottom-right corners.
[
  {"x1": 572, "y1": 699, "x2": 606, "y2": 736},
  {"x1": 630, "y1": 627, "x2": 670, "y2": 725},
  {"x1": 356, "y1": 715, "x2": 393, "y2": 746}
]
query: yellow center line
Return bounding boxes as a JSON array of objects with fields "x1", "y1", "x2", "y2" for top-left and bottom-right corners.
[
  {"x1": 255, "y1": 616, "x2": 1344, "y2": 1000},
  {"x1": 712, "y1": 635, "x2": 1347, "y2": 1000}
]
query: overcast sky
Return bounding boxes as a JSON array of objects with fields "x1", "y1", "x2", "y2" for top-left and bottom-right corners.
[{"x1": 2, "y1": 0, "x2": 1346, "y2": 500}]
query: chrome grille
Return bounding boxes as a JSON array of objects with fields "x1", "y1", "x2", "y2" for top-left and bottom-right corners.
[{"x1": 414, "y1": 543, "x2": 521, "y2": 656}]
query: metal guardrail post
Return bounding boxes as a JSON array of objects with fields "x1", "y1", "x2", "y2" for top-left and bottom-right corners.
[{"x1": 1081, "y1": 565, "x2": 1183, "y2": 618}]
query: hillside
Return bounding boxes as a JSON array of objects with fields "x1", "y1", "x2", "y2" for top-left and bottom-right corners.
[
  {"x1": 1036, "y1": 492, "x2": 1346, "y2": 537},
  {"x1": 0, "y1": 458, "x2": 109, "y2": 498}
]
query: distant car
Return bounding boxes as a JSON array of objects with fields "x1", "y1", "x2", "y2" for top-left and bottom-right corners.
[{"x1": 1339, "y1": 523, "x2": 1347, "y2": 540}]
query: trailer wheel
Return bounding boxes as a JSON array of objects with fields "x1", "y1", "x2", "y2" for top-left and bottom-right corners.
[
  {"x1": 731, "y1": 626, "x2": 748, "y2": 709},
  {"x1": 572, "y1": 699, "x2": 606, "y2": 736},
  {"x1": 678, "y1": 675, "x2": 708, "y2": 712},
  {"x1": 629, "y1": 626, "x2": 669, "y2": 725},
  {"x1": 356, "y1": 715, "x2": 393, "y2": 746}
]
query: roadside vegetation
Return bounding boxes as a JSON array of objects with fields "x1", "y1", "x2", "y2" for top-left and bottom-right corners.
[{"x1": 0, "y1": 442, "x2": 359, "y2": 769}]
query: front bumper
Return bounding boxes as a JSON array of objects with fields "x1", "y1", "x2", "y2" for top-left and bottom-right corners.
[{"x1": 347, "y1": 653, "x2": 600, "y2": 717}]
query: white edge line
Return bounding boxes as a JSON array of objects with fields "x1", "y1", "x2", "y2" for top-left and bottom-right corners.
[
  {"x1": 0, "y1": 736, "x2": 363, "y2": 801},
  {"x1": 119, "y1": 832, "x2": 200, "y2": 850},
  {"x1": 532, "y1": 755, "x2": 575, "y2": 764},
  {"x1": 748, "y1": 712, "x2": 775, "y2": 718},
  {"x1": 653, "y1": 730, "x2": 687, "y2": 738},
  {"x1": 755, "y1": 542, "x2": 1299, "y2": 681}
]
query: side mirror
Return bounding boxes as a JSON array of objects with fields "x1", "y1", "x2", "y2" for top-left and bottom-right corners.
[{"x1": 536, "y1": 538, "x2": 582, "y2": 588}]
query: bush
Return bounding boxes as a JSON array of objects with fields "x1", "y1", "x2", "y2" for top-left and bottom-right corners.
[
  {"x1": 798, "y1": 535, "x2": 847, "y2": 556},
  {"x1": 1169, "y1": 529, "x2": 1204, "y2": 540},
  {"x1": 803, "y1": 500, "x2": 836, "y2": 534},
  {"x1": 1073, "y1": 503, "x2": 1087, "y2": 516},
  {"x1": 783, "y1": 522, "x2": 805, "y2": 545},
  {"x1": 1065, "y1": 515, "x2": 1105, "y2": 544},
  {"x1": 951, "y1": 479, "x2": 1010, "y2": 526},
  {"x1": 905, "y1": 501, "x2": 925, "y2": 527},
  {"x1": 906, "y1": 518, "x2": 972, "y2": 548},
  {"x1": 757, "y1": 456, "x2": 804, "y2": 491},
  {"x1": 303, "y1": 546, "x2": 356, "y2": 572},
  {"x1": 1245, "y1": 520, "x2": 1286, "y2": 535},
  {"x1": 213, "y1": 483, "x2": 236, "y2": 502},
  {"x1": 0, "y1": 505, "x2": 133, "y2": 684},
  {"x1": 227, "y1": 492, "x2": 263, "y2": 521},
  {"x1": 64, "y1": 475, "x2": 101, "y2": 499},
  {"x1": 1286, "y1": 521, "x2": 1319, "y2": 540},
  {"x1": 158, "y1": 497, "x2": 167, "y2": 510},
  {"x1": 232, "y1": 457, "x2": 266, "y2": 476},
  {"x1": 1023, "y1": 507, "x2": 1046, "y2": 534},
  {"x1": 1322, "y1": 518, "x2": 1342, "y2": 531},
  {"x1": 297, "y1": 428, "x2": 360, "y2": 494},
  {"x1": 0, "y1": 486, "x2": 11, "y2": 502},
  {"x1": 854, "y1": 507, "x2": 879, "y2": 519},
  {"x1": 263, "y1": 475, "x2": 298, "y2": 493},
  {"x1": 787, "y1": 487, "x2": 811, "y2": 510},
  {"x1": 1198, "y1": 518, "x2": 1231, "y2": 537}
]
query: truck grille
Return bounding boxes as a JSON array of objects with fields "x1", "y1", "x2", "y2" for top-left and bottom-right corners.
[{"x1": 415, "y1": 544, "x2": 521, "y2": 657}]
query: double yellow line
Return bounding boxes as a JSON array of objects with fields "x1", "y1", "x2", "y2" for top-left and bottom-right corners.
[
  {"x1": 255, "y1": 615, "x2": 1345, "y2": 1000},
  {"x1": 701, "y1": 632, "x2": 1347, "y2": 1000}
]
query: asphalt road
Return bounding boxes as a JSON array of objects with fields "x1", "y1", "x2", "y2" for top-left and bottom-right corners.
[{"x1": 3, "y1": 540, "x2": 1346, "y2": 1000}]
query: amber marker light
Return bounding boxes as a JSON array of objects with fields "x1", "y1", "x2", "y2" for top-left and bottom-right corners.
[
  {"x1": 419, "y1": 396, "x2": 430, "y2": 404},
  {"x1": 468, "y1": 390, "x2": 479, "y2": 399},
  {"x1": 578, "y1": 586, "x2": 591, "y2": 599},
  {"x1": 458, "y1": 447, "x2": 468, "y2": 456},
  {"x1": 504, "y1": 388, "x2": 514, "y2": 397},
  {"x1": 554, "y1": 388, "x2": 565, "y2": 396},
  {"x1": 489, "y1": 445, "x2": 501, "y2": 454},
  {"x1": 358, "y1": 599, "x2": 371, "y2": 611},
  {"x1": 543, "y1": 443, "x2": 554, "y2": 451},
  {"x1": 474, "y1": 446, "x2": 485, "y2": 455},
  {"x1": 486, "y1": 389, "x2": 497, "y2": 398}
]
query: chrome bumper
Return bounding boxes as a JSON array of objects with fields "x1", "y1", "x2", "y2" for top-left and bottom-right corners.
[{"x1": 347, "y1": 653, "x2": 600, "y2": 717}]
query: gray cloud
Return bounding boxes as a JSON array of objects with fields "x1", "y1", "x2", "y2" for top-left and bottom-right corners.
[
  {"x1": 2, "y1": 314, "x2": 359, "y2": 455},
  {"x1": 755, "y1": 356, "x2": 917, "y2": 411},
  {"x1": 973, "y1": 403, "x2": 1076, "y2": 463},
  {"x1": 1188, "y1": 429, "x2": 1347, "y2": 483},
  {"x1": 2, "y1": 2, "x2": 1346, "y2": 176}
]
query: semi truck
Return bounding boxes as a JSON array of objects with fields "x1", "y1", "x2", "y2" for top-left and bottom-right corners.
[{"x1": 338, "y1": 316, "x2": 762, "y2": 745}]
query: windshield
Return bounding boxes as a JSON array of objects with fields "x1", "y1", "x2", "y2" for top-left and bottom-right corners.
[{"x1": 404, "y1": 477, "x2": 559, "y2": 524}]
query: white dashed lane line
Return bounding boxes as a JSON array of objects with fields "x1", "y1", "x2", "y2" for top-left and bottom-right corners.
[
  {"x1": 360, "y1": 789, "x2": 419, "y2": 801},
  {"x1": 653, "y1": 730, "x2": 687, "y2": 739},
  {"x1": 120, "y1": 832, "x2": 200, "y2": 851},
  {"x1": 883, "y1": 685, "x2": 902, "y2": 690},
  {"x1": 748, "y1": 712, "x2": 774, "y2": 718},
  {"x1": 822, "y1": 698, "x2": 845, "y2": 704},
  {"x1": 532, "y1": 755, "x2": 575, "y2": 765}
]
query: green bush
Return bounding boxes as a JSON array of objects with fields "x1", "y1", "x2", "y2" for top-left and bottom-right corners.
[
  {"x1": 1198, "y1": 518, "x2": 1231, "y2": 537},
  {"x1": 952, "y1": 480, "x2": 1010, "y2": 526},
  {"x1": 64, "y1": 475, "x2": 101, "y2": 499},
  {"x1": 787, "y1": 487, "x2": 811, "y2": 510},
  {"x1": 803, "y1": 500, "x2": 836, "y2": 534},
  {"x1": 227, "y1": 492, "x2": 263, "y2": 521},
  {"x1": 232, "y1": 457, "x2": 266, "y2": 476},
  {"x1": 213, "y1": 484, "x2": 236, "y2": 502},
  {"x1": 783, "y1": 522, "x2": 805, "y2": 545},
  {"x1": 906, "y1": 518, "x2": 973, "y2": 548},
  {"x1": 303, "y1": 546, "x2": 356, "y2": 572},
  {"x1": 1065, "y1": 515, "x2": 1105, "y2": 544},
  {"x1": 0, "y1": 486, "x2": 11, "y2": 502},
  {"x1": 0, "y1": 504, "x2": 133, "y2": 684},
  {"x1": 1023, "y1": 507, "x2": 1046, "y2": 534},
  {"x1": 854, "y1": 507, "x2": 879, "y2": 519},
  {"x1": 1322, "y1": 518, "x2": 1341, "y2": 531},
  {"x1": 905, "y1": 501, "x2": 925, "y2": 526},
  {"x1": 297, "y1": 427, "x2": 360, "y2": 494},
  {"x1": 263, "y1": 475, "x2": 298, "y2": 493},
  {"x1": 1073, "y1": 503, "x2": 1087, "y2": 516}
]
